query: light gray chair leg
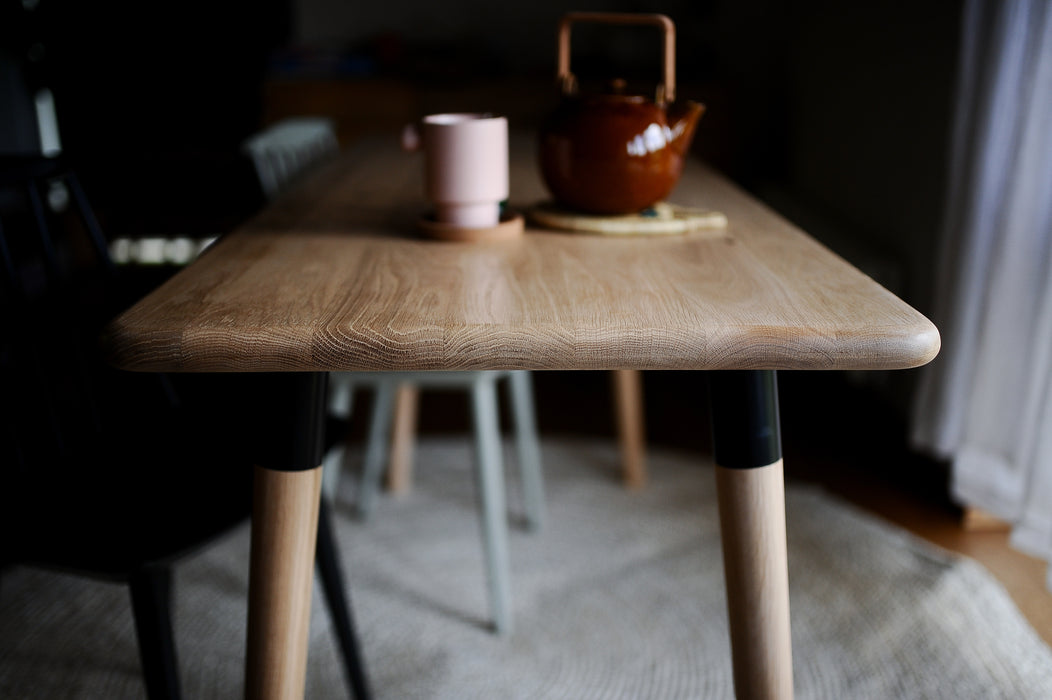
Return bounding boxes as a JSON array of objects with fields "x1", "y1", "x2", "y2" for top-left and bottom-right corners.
[
  {"x1": 508, "y1": 371, "x2": 545, "y2": 531},
  {"x1": 327, "y1": 373, "x2": 354, "y2": 420},
  {"x1": 357, "y1": 379, "x2": 397, "y2": 519},
  {"x1": 321, "y1": 443, "x2": 345, "y2": 502},
  {"x1": 322, "y1": 375, "x2": 354, "y2": 501},
  {"x1": 471, "y1": 374, "x2": 512, "y2": 635}
]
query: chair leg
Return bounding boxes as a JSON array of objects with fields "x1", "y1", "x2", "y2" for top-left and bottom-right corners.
[
  {"x1": 0, "y1": 215, "x2": 17, "y2": 291},
  {"x1": 612, "y1": 369, "x2": 647, "y2": 489},
  {"x1": 322, "y1": 374, "x2": 355, "y2": 500},
  {"x1": 471, "y1": 375, "x2": 512, "y2": 635},
  {"x1": 385, "y1": 383, "x2": 419, "y2": 494},
  {"x1": 357, "y1": 380, "x2": 396, "y2": 519},
  {"x1": 322, "y1": 443, "x2": 347, "y2": 502},
  {"x1": 25, "y1": 180, "x2": 59, "y2": 277},
  {"x1": 64, "y1": 170, "x2": 114, "y2": 273},
  {"x1": 328, "y1": 373, "x2": 355, "y2": 420},
  {"x1": 128, "y1": 565, "x2": 181, "y2": 700},
  {"x1": 507, "y1": 371, "x2": 545, "y2": 531},
  {"x1": 316, "y1": 499, "x2": 373, "y2": 700}
]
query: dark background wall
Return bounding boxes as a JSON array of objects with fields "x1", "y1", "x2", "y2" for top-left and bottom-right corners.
[{"x1": 3, "y1": 0, "x2": 962, "y2": 464}]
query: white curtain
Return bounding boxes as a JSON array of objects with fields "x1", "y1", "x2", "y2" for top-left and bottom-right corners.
[{"x1": 911, "y1": 0, "x2": 1052, "y2": 588}]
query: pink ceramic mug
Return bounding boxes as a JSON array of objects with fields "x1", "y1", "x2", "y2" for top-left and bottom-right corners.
[{"x1": 404, "y1": 113, "x2": 508, "y2": 228}]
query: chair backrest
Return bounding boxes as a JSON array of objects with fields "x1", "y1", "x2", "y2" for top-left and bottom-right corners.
[
  {"x1": 0, "y1": 79, "x2": 172, "y2": 486},
  {"x1": 32, "y1": 87, "x2": 62, "y2": 157},
  {"x1": 0, "y1": 52, "x2": 40, "y2": 156},
  {"x1": 0, "y1": 49, "x2": 256, "y2": 578},
  {"x1": 241, "y1": 117, "x2": 339, "y2": 200},
  {"x1": 0, "y1": 169, "x2": 167, "y2": 469},
  {"x1": 0, "y1": 50, "x2": 61, "y2": 155}
]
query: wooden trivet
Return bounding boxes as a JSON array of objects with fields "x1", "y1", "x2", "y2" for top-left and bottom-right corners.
[{"x1": 528, "y1": 201, "x2": 727, "y2": 236}]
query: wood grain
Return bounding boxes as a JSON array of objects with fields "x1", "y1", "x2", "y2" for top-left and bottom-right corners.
[{"x1": 104, "y1": 134, "x2": 939, "y2": 374}]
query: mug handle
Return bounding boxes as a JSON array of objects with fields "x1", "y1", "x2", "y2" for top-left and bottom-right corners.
[
  {"x1": 556, "y1": 12, "x2": 677, "y2": 104},
  {"x1": 402, "y1": 123, "x2": 421, "y2": 152}
]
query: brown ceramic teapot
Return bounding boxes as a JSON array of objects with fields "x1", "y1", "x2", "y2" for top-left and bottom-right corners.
[{"x1": 538, "y1": 12, "x2": 705, "y2": 215}]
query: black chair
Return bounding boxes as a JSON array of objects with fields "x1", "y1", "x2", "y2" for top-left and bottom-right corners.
[{"x1": 0, "y1": 149, "x2": 371, "y2": 699}]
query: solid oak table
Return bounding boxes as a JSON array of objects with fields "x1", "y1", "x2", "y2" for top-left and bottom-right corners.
[{"x1": 105, "y1": 135, "x2": 940, "y2": 699}]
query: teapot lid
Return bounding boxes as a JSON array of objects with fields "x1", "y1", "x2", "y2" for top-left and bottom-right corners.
[{"x1": 562, "y1": 76, "x2": 670, "y2": 108}]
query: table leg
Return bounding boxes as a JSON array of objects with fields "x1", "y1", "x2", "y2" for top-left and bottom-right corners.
[
  {"x1": 245, "y1": 373, "x2": 328, "y2": 700},
  {"x1": 709, "y1": 370, "x2": 793, "y2": 700}
]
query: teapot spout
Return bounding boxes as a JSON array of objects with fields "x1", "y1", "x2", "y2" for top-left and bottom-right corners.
[{"x1": 668, "y1": 100, "x2": 705, "y2": 156}]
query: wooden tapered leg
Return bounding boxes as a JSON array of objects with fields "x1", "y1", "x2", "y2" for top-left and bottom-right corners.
[
  {"x1": 716, "y1": 461, "x2": 793, "y2": 700},
  {"x1": 386, "y1": 384, "x2": 419, "y2": 494},
  {"x1": 246, "y1": 465, "x2": 323, "y2": 700},
  {"x1": 709, "y1": 370, "x2": 793, "y2": 700},
  {"x1": 612, "y1": 369, "x2": 647, "y2": 489}
]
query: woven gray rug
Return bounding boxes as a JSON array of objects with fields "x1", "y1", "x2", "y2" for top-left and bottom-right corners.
[{"x1": 2, "y1": 437, "x2": 1051, "y2": 698}]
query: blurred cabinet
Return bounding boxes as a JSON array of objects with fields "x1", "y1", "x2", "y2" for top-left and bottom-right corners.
[{"x1": 262, "y1": 78, "x2": 418, "y2": 146}]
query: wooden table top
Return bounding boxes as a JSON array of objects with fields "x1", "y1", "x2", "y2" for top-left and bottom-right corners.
[{"x1": 104, "y1": 134, "x2": 939, "y2": 373}]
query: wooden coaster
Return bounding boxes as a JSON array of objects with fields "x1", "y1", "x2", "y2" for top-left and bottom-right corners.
[
  {"x1": 418, "y1": 211, "x2": 525, "y2": 242},
  {"x1": 528, "y1": 201, "x2": 727, "y2": 236}
]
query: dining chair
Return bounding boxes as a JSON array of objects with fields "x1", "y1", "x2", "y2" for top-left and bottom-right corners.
[
  {"x1": 0, "y1": 93, "x2": 371, "y2": 696},
  {"x1": 324, "y1": 370, "x2": 543, "y2": 636}
]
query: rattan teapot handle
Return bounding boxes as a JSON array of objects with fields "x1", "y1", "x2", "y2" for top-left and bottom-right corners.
[{"x1": 556, "y1": 12, "x2": 677, "y2": 104}]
